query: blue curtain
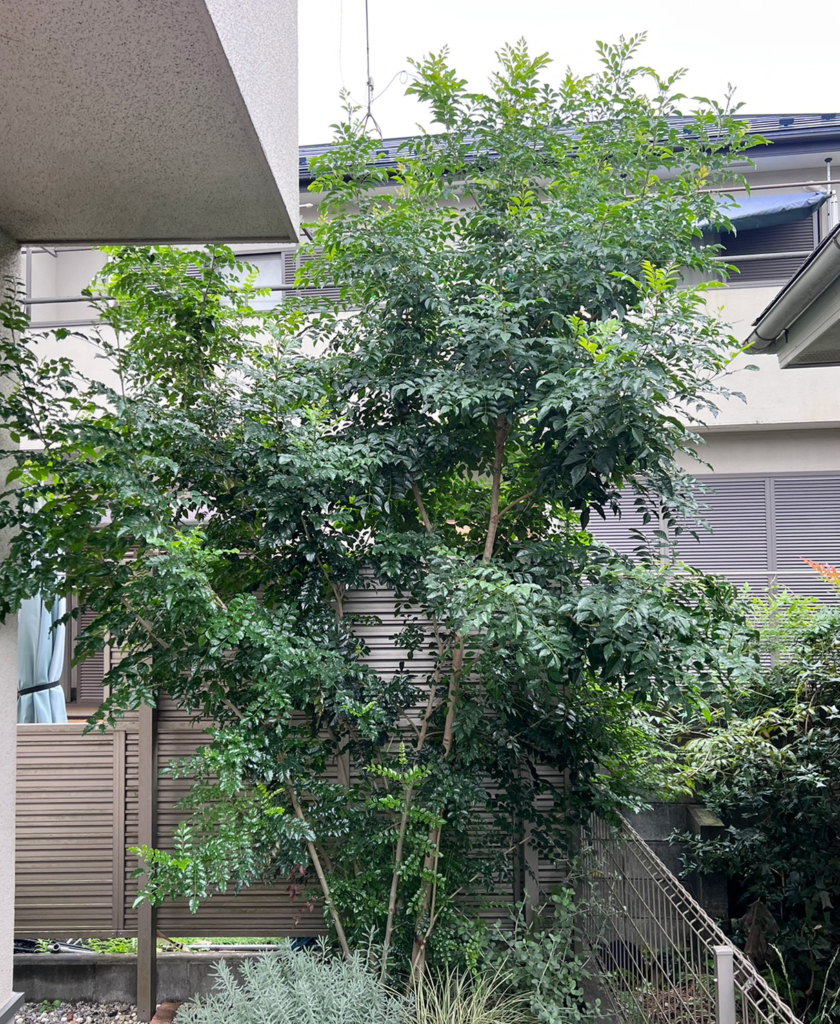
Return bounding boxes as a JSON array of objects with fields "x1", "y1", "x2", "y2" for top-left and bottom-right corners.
[{"x1": 17, "y1": 596, "x2": 68, "y2": 724}]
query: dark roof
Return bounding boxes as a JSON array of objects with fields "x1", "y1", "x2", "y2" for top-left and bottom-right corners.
[{"x1": 297, "y1": 113, "x2": 840, "y2": 187}]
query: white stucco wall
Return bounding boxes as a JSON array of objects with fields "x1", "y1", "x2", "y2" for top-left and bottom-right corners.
[
  {"x1": 710, "y1": 285, "x2": 840, "y2": 430},
  {"x1": 682, "y1": 426, "x2": 840, "y2": 476},
  {"x1": 204, "y1": 0, "x2": 299, "y2": 240},
  {"x1": 0, "y1": 0, "x2": 298, "y2": 244},
  {"x1": 0, "y1": 232, "x2": 20, "y2": 1016}
]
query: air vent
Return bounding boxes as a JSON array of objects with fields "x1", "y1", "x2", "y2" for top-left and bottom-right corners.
[{"x1": 282, "y1": 248, "x2": 341, "y2": 303}]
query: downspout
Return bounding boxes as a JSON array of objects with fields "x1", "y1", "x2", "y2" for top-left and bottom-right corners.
[{"x1": 826, "y1": 158, "x2": 839, "y2": 231}]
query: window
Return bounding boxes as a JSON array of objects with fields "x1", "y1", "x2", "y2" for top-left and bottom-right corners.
[
  {"x1": 716, "y1": 215, "x2": 818, "y2": 287},
  {"x1": 59, "y1": 596, "x2": 110, "y2": 711}
]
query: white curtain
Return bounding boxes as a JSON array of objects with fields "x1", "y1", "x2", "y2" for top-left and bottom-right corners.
[{"x1": 17, "y1": 596, "x2": 68, "y2": 724}]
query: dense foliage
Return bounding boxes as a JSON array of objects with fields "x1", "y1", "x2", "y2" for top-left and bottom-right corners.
[
  {"x1": 485, "y1": 888, "x2": 598, "y2": 1024},
  {"x1": 679, "y1": 579, "x2": 840, "y2": 1021},
  {"x1": 0, "y1": 38, "x2": 758, "y2": 974}
]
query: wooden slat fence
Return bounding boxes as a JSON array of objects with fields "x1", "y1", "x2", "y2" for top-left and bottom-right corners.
[
  {"x1": 15, "y1": 705, "x2": 323, "y2": 939},
  {"x1": 15, "y1": 588, "x2": 563, "y2": 938}
]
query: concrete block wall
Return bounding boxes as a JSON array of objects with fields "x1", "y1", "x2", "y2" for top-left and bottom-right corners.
[
  {"x1": 13, "y1": 954, "x2": 262, "y2": 1006},
  {"x1": 626, "y1": 801, "x2": 729, "y2": 921}
]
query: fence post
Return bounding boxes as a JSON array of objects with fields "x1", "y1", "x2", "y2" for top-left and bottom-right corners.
[
  {"x1": 137, "y1": 704, "x2": 158, "y2": 1023},
  {"x1": 714, "y1": 945, "x2": 736, "y2": 1024}
]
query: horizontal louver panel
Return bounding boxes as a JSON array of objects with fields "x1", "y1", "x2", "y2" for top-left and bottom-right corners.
[
  {"x1": 587, "y1": 497, "x2": 662, "y2": 557},
  {"x1": 590, "y1": 474, "x2": 840, "y2": 604},
  {"x1": 728, "y1": 256, "x2": 809, "y2": 285},
  {"x1": 15, "y1": 727, "x2": 117, "y2": 936},
  {"x1": 17, "y1": 593, "x2": 577, "y2": 938},
  {"x1": 774, "y1": 475, "x2": 840, "y2": 569},
  {"x1": 722, "y1": 217, "x2": 815, "y2": 256},
  {"x1": 283, "y1": 249, "x2": 341, "y2": 302},
  {"x1": 77, "y1": 608, "x2": 106, "y2": 703},
  {"x1": 721, "y1": 214, "x2": 815, "y2": 286},
  {"x1": 673, "y1": 478, "x2": 770, "y2": 572}
]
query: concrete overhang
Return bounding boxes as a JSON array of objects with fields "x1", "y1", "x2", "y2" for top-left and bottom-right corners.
[
  {"x1": 748, "y1": 224, "x2": 840, "y2": 368},
  {"x1": 0, "y1": 0, "x2": 298, "y2": 245}
]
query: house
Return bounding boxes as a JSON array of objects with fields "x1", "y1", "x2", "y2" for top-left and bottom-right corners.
[
  {"x1": 1, "y1": 3, "x2": 299, "y2": 1021},
  {"x1": 578, "y1": 115, "x2": 840, "y2": 595}
]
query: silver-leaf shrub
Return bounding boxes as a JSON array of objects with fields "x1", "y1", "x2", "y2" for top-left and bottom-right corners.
[{"x1": 175, "y1": 943, "x2": 409, "y2": 1024}]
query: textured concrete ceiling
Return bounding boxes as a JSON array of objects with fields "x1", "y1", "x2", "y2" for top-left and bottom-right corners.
[{"x1": 0, "y1": 0, "x2": 298, "y2": 244}]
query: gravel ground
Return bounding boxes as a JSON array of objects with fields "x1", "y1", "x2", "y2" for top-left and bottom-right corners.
[{"x1": 15, "y1": 1003, "x2": 138, "y2": 1024}]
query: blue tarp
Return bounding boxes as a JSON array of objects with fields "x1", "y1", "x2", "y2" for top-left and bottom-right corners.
[{"x1": 701, "y1": 191, "x2": 829, "y2": 233}]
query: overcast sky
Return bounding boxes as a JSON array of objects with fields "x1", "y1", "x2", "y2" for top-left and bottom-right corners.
[{"x1": 298, "y1": 0, "x2": 834, "y2": 145}]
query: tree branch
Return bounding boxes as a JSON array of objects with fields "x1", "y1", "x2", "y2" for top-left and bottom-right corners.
[
  {"x1": 411, "y1": 480, "x2": 433, "y2": 533},
  {"x1": 286, "y1": 784, "x2": 351, "y2": 958},
  {"x1": 482, "y1": 414, "x2": 509, "y2": 562},
  {"x1": 498, "y1": 490, "x2": 535, "y2": 520}
]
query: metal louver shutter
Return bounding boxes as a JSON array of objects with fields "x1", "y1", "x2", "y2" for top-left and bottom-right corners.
[
  {"x1": 587, "y1": 494, "x2": 663, "y2": 557},
  {"x1": 590, "y1": 480, "x2": 771, "y2": 592},
  {"x1": 722, "y1": 216, "x2": 816, "y2": 286},
  {"x1": 673, "y1": 478, "x2": 770, "y2": 573},
  {"x1": 589, "y1": 474, "x2": 840, "y2": 604},
  {"x1": 61, "y1": 600, "x2": 108, "y2": 707},
  {"x1": 773, "y1": 475, "x2": 840, "y2": 599},
  {"x1": 75, "y1": 608, "x2": 107, "y2": 704}
]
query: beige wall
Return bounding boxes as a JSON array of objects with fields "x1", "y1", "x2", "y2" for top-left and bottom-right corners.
[
  {"x1": 0, "y1": 232, "x2": 20, "y2": 1017},
  {"x1": 681, "y1": 426, "x2": 840, "y2": 476},
  {"x1": 710, "y1": 285, "x2": 840, "y2": 430}
]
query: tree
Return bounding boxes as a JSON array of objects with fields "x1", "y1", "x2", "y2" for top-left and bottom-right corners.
[{"x1": 0, "y1": 37, "x2": 757, "y2": 974}]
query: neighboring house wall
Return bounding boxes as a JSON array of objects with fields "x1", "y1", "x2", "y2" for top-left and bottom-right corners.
[
  {"x1": 588, "y1": 150, "x2": 840, "y2": 591},
  {"x1": 25, "y1": 132, "x2": 840, "y2": 691}
]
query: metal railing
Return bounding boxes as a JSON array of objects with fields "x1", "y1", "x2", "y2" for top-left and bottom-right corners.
[{"x1": 582, "y1": 816, "x2": 803, "y2": 1024}]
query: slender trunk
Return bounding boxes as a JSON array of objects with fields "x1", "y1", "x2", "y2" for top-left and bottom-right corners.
[
  {"x1": 410, "y1": 637, "x2": 465, "y2": 974},
  {"x1": 380, "y1": 780, "x2": 415, "y2": 980},
  {"x1": 482, "y1": 414, "x2": 508, "y2": 563},
  {"x1": 380, "y1": 668, "x2": 441, "y2": 977},
  {"x1": 328, "y1": 588, "x2": 352, "y2": 790},
  {"x1": 287, "y1": 785, "x2": 351, "y2": 958},
  {"x1": 410, "y1": 418, "x2": 505, "y2": 970}
]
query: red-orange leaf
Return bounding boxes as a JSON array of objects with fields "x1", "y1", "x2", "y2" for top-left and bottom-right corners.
[{"x1": 802, "y1": 558, "x2": 840, "y2": 586}]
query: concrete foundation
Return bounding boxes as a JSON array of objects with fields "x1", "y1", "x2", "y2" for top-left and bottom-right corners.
[{"x1": 13, "y1": 953, "x2": 263, "y2": 1005}]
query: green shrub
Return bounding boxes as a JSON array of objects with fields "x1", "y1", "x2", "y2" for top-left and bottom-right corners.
[
  {"x1": 85, "y1": 937, "x2": 137, "y2": 954},
  {"x1": 174, "y1": 942, "x2": 408, "y2": 1024},
  {"x1": 677, "y1": 588, "x2": 840, "y2": 1020},
  {"x1": 487, "y1": 889, "x2": 600, "y2": 1024}
]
